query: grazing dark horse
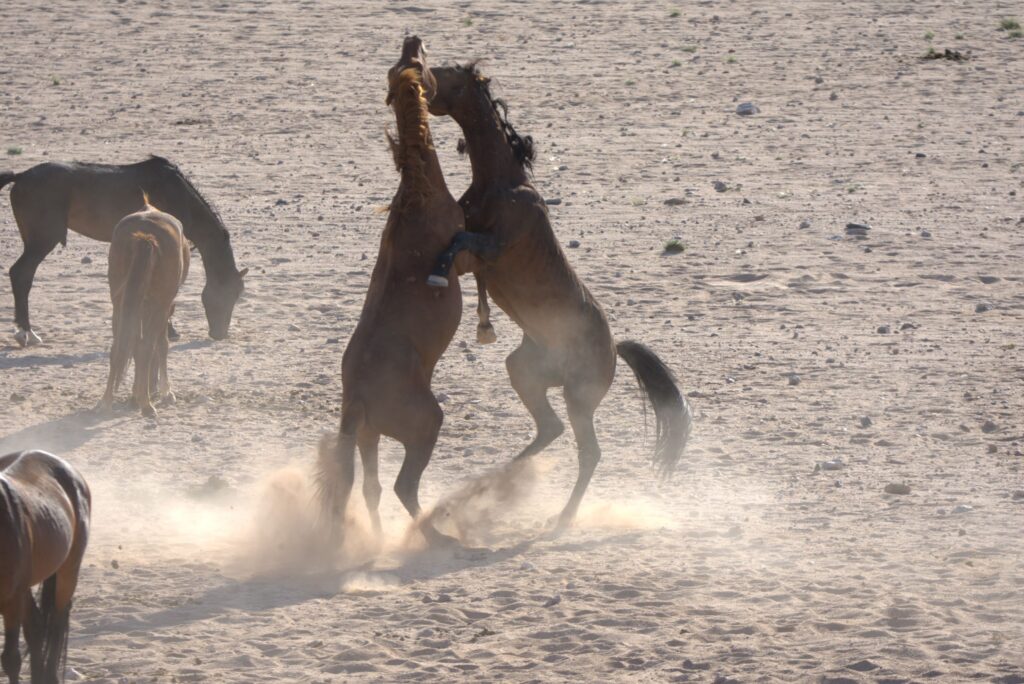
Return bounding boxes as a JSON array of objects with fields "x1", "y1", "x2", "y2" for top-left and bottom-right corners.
[
  {"x1": 316, "y1": 37, "x2": 467, "y2": 547},
  {"x1": 427, "y1": 63, "x2": 693, "y2": 531},
  {"x1": 0, "y1": 156, "x2": 246, "y2": 346},
  {"x1": 99, "y1": 196, "x2": 190, "y2": 418},
  {"x1": 0, "y1": 450, "x2": 91, "y2": 684}
]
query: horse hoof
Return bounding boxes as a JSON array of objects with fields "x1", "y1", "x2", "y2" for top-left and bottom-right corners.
[
  {"x1": 476, "y1": 324, "x2": 497, "y2": 345},
  {"x1": 14, "y1": 328, "x2": 41, "y2": 347},
  {"x1": 160, "y1": 392, "x2": 177, "y2": 406},
  {"x1": 94, "y1": 399, "x2": 114, "y2": 416},
  {"x1": 140, "y1": 405, "x2": 157, "y2": 418},
  {"x1": 426, "y1": 274, "x2": 449, "y2": 288}
]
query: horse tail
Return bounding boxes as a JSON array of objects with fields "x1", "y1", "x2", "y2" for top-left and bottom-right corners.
[
  {"x1": 0, "y1": 171, "x2": 17, "y2": 191},
  {"x1": 315, "y1": 401, "x2": 363, "y2": 533},
  {"x1": 35, "y1": 573, "x2": 71, "y2": 683},
  {"x1": 616, "y1": 341, "x2": 693, "y2": 479},
  {"x1": 110, "y1": 234, "x2": 158, "y2": 392}
]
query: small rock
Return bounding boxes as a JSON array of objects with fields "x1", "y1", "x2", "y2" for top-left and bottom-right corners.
[
  {"x1": 885, "y1": 483, "x2": 911, "y2": 495},
  {"x1": 829, "y1": 91, "x2": 838, "y2": 101},
  {"x1": 520, "y1": 561, "x2": 536, "y2": 571},
  {"x1": 915, "y1": 152, "x2": 927, "y2": 158},
  {"x1": 545, "y1": 197, "x2": 562, "y2": 206},
  {"x1": 111, "y1": 559, "x2": 120, "y2": 569},
  {"x1": 558, "y1": 164, "x2": 568, "y2": 171},
  {"x1": 543, "y1": 595, "x2": 562, "y2": 608},
  {"x1": 1012, "y1": 491, "x2": 1024, "y2": 501},
  {"x1": 860, "y1": 416, "x2": 873, "y2": 428},
  {"x1": 975, "y1": 303, "x2": 990, "y2": 313},
  {"x1": 799, "y1": 220, "x2": 811, "y2": 229},
  {"x1": 435, "y1": 393, "x2": 449, "y2": 403},
  {"x1": 978, "y1": 276, "x2": 999, "y2": 284},
  {"x1": 735, "y1": 102, "x2": 759, "y2": 116},
  {"x1": 877, "y1": 325, "x2": 890, "y2": 334},
  {"x1": 821, "y1": 459, "x2": 844, "y2": 471},
  {"x1": 568, "y1": 240, "x2": 580, "y2": 249},
  {"x1": 9, "y1": 392, "x2": 25, "y2": 403},
  {"x1": 81, "y1": 256, "x2": 93, "y2": 265},
  {"x1": 274, "y1": 198, "x2": 289, "y2": 206},
  {"x1": 845, "y1": 222, "x2": 870, "y2": 236},
  {"x1": 712, "y1": 180, "x2": 728, "y2": 192},
  {"x1": 987, "y1": 444, "x2": 998, "y2": 454},
  {"x1": 436, "y1": 593, "x2": 452, "y2": 603},
  {"x1": 788, "y1": 374, "x2": 801, "y2": 386},
  {"x1": 846, "y1": 660, "x2": 880, "y2": 672},
  {"x1": 981, "y1": 420, "x2": 998, "y2": 433},
  {"x1": 920, "y1": 230, "x2": 932, "y2": 238},
  {"x1": 663, "y1": 197, "x2": 687, "y2": 206},
  {"x1": 958, "y1": 528, "x2": 966, "y2": 537},
  {"x1": 326, "y1": 337, "x2": 340, "y2": 344},
  {"x1": 288, "y1": 323, "x2": 301, "y2": 332},
  {"x1": 951, "y1": 504, "x2": 973, "y2": 514}
]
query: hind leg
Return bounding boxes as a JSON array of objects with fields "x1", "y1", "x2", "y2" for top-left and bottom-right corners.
[
  {"x1": 553, "y1": 382, "x2": 607, "y2": 531},
  {"x1": 357, "y1": 429, "x2": 382, "y2": 537},
  {"x1": 9, "y1": 239, "x2": 60, "y2": 347},
  {"x1": 391, "y1": 394, "x2": 456, "y2": 546},
  {"x1": 507, "y1": 336, "x2": 564, "y2": 461},
  {"x1": 2, "y1": 593, "x2": 28, "y2": 684},
  {"x1": 98, "y1": 306, "x2": 123, "y2": 413}
]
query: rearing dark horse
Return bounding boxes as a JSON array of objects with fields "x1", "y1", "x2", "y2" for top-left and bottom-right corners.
[
  {"x1": 427, "y1": 62, "x2": 693, "y2": 531},
  {"x1": 0, "y1": 156, "x2": 247, "y2": 346}
]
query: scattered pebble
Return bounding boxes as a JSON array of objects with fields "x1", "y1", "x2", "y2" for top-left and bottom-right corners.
[
  {"x1": 877, "y1": 325, "x2": 890, "y2": 334},
  {"x1": 821, "y1": 459, "x2": 844, "y2": 471},
  {"x1": 829, "y1": 91, "x2": 838, "y2": 101},
  {"x1": 568, "y1": 240, "x2": 581, "y2": 249},
  {"x1": 860, "y1": 416, "x2": 873, "y2": 428},
  {"x1": 288, "y1": 323, "x2": 301, "y2": 332},
  {"x1": 951, "y1": 504, "x2": 973, "y2": 514},
  {"x1": 543, "y1": 595, "x2": 562, "y2": 608},
  {"x1": 736, "y1": 102, "x2": 759, "y2": 116},
  {"x1": 545, "y1": 197, "x2": 562, "y2": 206},
  {"x1": 845, "y1": 222, "x2": 870, "y2": 237},
  {"x1": 915, "y1": 152, "x2": 927, "y2": 158},
  {"x1": 1012, "y1": 491, "x2": 1024, "y2": 501},
  {"x1": 975, "y1": 303, "x2": 990, "y2": 313},
  {"x1": 10, "y1": 392, "x2": 26, "y2": 403},
  {"x1": 981, "y1": 420, "x2": 999, "y2": 433},
  {"x1": 920, "y1": 229, "x2": 932, "y2": 238},
  {"x1": 81, "y1": 256, "x2": 92, "y2": 264},
  {"x1": 799, "y1": 220, "x2": 811, "y2": 229},
  {"x1": 274, "y1": 198, "x2": 288, "y2": 206},
  {"x1": 110, "y1": 559, "x2": 120, "y2": 569},
  {"x1": 713, "y1": 180, "x2": 728, "y2": 192},
  {"x1": 788, "y1": 374, "x2": 801, "y2": 386},
  {"x1": 664, "y1": 197, "x2": 687, "y2": 206},
  {"x1": 885, "y1": 483, "x2": 911, "y2": 495}
]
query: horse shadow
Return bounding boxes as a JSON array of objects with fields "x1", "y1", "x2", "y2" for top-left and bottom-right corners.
[
  {"x1": 0, "y1": 408, "x2": 107, "y2": 454},
  {"x1": 0, "y1": 349, "x2": 107, "y2": 370}
]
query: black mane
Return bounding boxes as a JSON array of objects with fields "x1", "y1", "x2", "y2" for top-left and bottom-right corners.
[
  {"x1": 462, "y1": 63, "x2": 535, "y2": 172},
  {"x1": 147, "y1": 156, "x2": 230, "y2": 240}
]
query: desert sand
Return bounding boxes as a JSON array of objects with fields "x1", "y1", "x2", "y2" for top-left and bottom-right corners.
[{"x1": 1, "y1": 1, "x2": 1023, "y2": 682}]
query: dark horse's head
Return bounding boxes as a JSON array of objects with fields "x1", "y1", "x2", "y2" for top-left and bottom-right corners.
[
  {"x1": 387, "y1": 36, "x2": 437, "y2": 105},
  {"x1": 202, "y1": 264, "x2": 247, "y2": 340},
  {"x1": 427, "y1": 63, "x2": 535, "y2": 172}
]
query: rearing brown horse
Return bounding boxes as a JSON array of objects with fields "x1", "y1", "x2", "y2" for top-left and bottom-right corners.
[
  {"x1": 316, "y1": 37, "x2": 467, "y2": 548},
  {"x1": 427, "y1": 63, "x2": 693, "y2": 531}
]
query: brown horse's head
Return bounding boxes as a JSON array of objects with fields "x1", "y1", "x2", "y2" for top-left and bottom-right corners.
[
  {"x1": 387, "y1": 36, "x2": 436, "y2": 105},
  {"x1": 428, "y1": 63, "x2": 535, "y2": 172}
]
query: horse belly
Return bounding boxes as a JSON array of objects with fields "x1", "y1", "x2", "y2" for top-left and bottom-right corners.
[{"x1": 68, "y1": 193, "x2": 120, "y2": 242}]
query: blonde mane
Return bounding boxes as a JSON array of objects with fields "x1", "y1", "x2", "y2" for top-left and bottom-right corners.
[{"x1": 387, "y1": 67, "x2": 433, "y2": 206}]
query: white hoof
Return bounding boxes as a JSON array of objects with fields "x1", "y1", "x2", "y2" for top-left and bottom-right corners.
[
  {"x1": 476, "y1": 324, "x2": 497, "y2": 345},
  {"x1": 426, "y1": 274, "x2": 449, "y2": 288},
  {"x1": 14, "y1": 328, "x2": 42, "y2": 347}
]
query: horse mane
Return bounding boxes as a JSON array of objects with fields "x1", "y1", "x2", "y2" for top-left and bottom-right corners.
[
  {"x1": 387, "y1": 67, "x2": 433, "y2": 206},
  {"x1": 460, "y1": 62, "x2": 535, "y2": 172},
  {"x1": 146, "y1": 156, "x2": 231, "y2": 241}
]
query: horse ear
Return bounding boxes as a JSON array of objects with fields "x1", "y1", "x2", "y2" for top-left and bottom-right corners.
[{"x1": 239, "y1": 267, "x2": 249, "y2": 278}]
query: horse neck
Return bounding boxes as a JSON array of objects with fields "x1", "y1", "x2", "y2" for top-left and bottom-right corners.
[
  {"x1": 393, "y1": 81, "x2": 445, "y2": 204},
  {"x1": 183, "y1": 201, "x2": 237, "y2": 281},
  {"x1": 456, "y1": 89, "x2": 528, "y2": 189}
]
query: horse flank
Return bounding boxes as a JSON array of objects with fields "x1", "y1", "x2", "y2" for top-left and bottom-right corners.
[{"x1": 108, "y1": 233, "x2": 159, "y2": 392}]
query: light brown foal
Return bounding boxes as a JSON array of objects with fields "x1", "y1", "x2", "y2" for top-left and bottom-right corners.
[{"x1": 99, "y1": 197, "x2": 189, "y2": 417}]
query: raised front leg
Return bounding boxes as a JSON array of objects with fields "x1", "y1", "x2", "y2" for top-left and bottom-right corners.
[
  {"x1": 475, "y1": 274, "x2": 497, "y2": 344},
  {"x1": 427, "y1": 232, "x2": 500, "y2": 288}
]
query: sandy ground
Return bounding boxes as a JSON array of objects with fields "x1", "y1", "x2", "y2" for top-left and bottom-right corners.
[{"x1": 2, "y1": 1, "x2": 1023, "y2": 682}]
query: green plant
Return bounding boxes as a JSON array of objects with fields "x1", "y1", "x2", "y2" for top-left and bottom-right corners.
[
  {"x1": 999, "y1": 18, "x2": 1020, "y2": 31},
  {"x1": 463, "y1": 16, "x2": 473, "y2": 26},
  {"x1": 663, "y1": 239, "x2": 685, "y2": 254},
  {"x1": 6, "y1": 146, "x2": 22, "y2": 156},
  {"x1": 681, "y1": 45, "x2": 697, "y2": 53},
  {"x1": 955, "y1": 33, "x2": 964, "y2": 39},
  {"x1": 671, "y1": 60, "x2": 682, "y2": 67},
  {"x1": 669, "y1": 10, "x2": 680, "y2": 18},
  {"x1": 924, "y1": 31, "x2": 934, "y2": 41},
  {"x1": 50, "y1": 76, "x2": 60, "y2": 86},
  {"x1": 726, "y1": 56, "x2": 736, "y2": 64},
  {"x1": 625, "y1": 79, "x2": 636, "y2": 86}
]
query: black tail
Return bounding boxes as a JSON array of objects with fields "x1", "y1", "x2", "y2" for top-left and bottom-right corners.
[
  {"x1": 0, "y1": 171, "x2": 17, "y2": 191},
  {"x1": 33, "y1": 574, "x2": 71, "y2": 683},
  {"x1": 616, "y1": 341, "x2": 693, "y2": 478}
]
